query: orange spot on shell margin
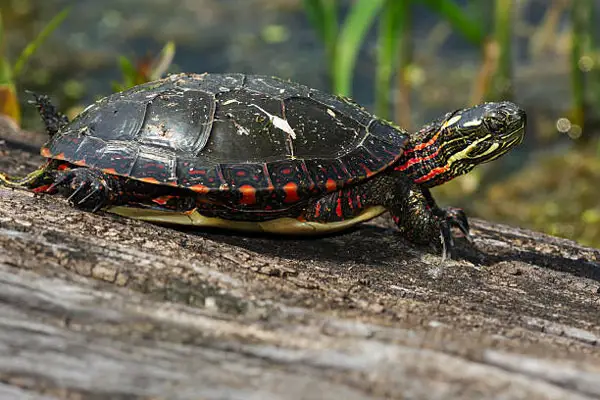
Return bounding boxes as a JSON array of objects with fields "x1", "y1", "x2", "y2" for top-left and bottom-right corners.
[
  {"x1": 40, "y1": 147, "x2": 52, "y2": 158},
  {"x1": 239, "y1": 184, "x2": 257, "y2": 205},
  {"x1": 283, "y1": 182, "x2": 300, "y2": 203},
  {"x1": 190, "y1": 184, "x2": 210, "y2": 194}
]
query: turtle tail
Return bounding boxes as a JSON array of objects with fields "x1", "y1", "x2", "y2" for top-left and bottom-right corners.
[
  {"x1": 26, "y1": 91, "x2": 70, "y2": 138},
  {"x1": 0, "y1": 167, "x2": 49, "y2": 190}
]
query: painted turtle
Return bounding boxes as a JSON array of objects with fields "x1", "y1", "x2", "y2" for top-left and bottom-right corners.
[{"x1": 0, "y1": 73, "x2": 526, "y2": 258}]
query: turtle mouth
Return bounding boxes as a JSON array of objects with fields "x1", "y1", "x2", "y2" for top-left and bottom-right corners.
[{"x1": 501, "y1": 108, "x2": 527, "y2": 148}]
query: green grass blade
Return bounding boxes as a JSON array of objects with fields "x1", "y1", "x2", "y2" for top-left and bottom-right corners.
[
  {"x1": 375, "y1": 0, "x2": 409, "y2": 119},
  {"x1": 149, "y1": 40, "x2": 176, "y2": 80},
  {"x1": 304, "y1": 0, "x2": 327, "y2": 41},
  {"x1": 333, "y1": 0, "x2": 386, "y2": 96},
  {"x1": 12, "y1": 7, "x2": 70, "y2": 79},
  {"x1": 303, "y1": 0, "x2": 338, "y2": 79},
  {"x1": 490, "y1": 0, "x2": 513, "y2": 100},
  {"x1": 0, "y1": 10, "x2": 4, "y2": 52},
  {"x1": 420, "y1": 0, "x2": 484, "y2": 46}
]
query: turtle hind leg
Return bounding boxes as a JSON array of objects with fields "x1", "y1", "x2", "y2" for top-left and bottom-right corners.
[
  {"x1": 47, "y1": 168, "x2": 121, "y2": 212},
  {"x1": 26, "y1": 91, "x2": 69, "y2": 137}
]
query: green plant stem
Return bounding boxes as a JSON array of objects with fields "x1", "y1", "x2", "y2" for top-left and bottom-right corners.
[
  {"x1": 571, "y1": 0, "x2": 595, "y2": 146},
  {"x1": 333, "y1": 0, "x2": 386, "y2": 96},
  {"x1": 375, "y1": 0, "x2": 410, "y2": 120},
  {"x1": 12, "y1": 7, "x2": 70, "y2": 79},
  {"x1": 303, "y1": 0, "x2": 339, "y2": 82},
  {"x1": 489, "y1": 0, "x2": 513, "y2": 100},
  {"x1": 420, "y1": 0, "x2": 484, "y2": 46}
]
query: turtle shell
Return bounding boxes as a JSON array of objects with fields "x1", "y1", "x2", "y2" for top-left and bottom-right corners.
[{"x1": 41, "y1": 73, "x2": 409, "y2": 209}]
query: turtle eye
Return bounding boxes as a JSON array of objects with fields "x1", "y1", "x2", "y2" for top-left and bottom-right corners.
[{"x1": 484, "y1": 116, "x2": 504, "y2": 133}]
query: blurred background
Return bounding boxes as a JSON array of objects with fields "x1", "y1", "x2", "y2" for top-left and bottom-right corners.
[{"x1": 1, "y1": 0, "x2": 599, "y2": 247}]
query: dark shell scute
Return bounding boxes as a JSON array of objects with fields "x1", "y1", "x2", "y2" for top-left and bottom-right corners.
[
  {"x1": 361, "y1": 135, "x2": 406, "y2": 168},
  {"x1": 97, "y1": 142, "x2": 141, "y2": 176},
  {"x1": 244, "y1": 75, "x2": 309, "y2": 99},
  {"x1": 128, "y1": 146, "x2": 177, "y2": 183},
  {"x1": 222, "y1": 163, "x2": 271, "y2": 189},
  {"x1": 339, "y1": 145, "x2": 386, "y2": 180},
  {"x1": 283, "y1": 96, "x2": 365, "y2": 159},
  {"x1": 267, "y1": 159, "x2": 315, "y2": 203},
  {"x1": 137, "y1": 88, "x2": 215, "y2": 155},
  {"x1": 176, "y1": 158, "x2": 224, "y2": 190},
  {"x1": 303, "y1": 158, "x2": 351, "y2": 192},
  {"x1": 67, "y1": 100, "x2": 146, "y2": 142},
  {"x1": 173, "y1": 73, "x2": 246, "y2": 93},
  {"x1": 199, "y1": 89, "x2": 290, "y2": 163},
  {"x1": 307, "y1": 90, "x2": 373, "y2": 128},
  {"x1": 368, "y1": 119, "x2": 409, "y2": 148}
]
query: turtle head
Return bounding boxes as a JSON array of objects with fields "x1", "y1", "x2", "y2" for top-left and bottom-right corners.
[{"x1": 400, "y1": 101, "x2": 526, "y2": 188}]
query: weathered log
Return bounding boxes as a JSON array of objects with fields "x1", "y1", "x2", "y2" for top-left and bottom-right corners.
[{"x1": 1, "y1": 116, "x2": 600, "y2": 399}]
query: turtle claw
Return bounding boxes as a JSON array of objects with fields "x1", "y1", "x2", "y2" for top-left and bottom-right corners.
[
  {"x1": 439, "y1": 221, "x2": 455, "y2": 261},
  {"x1": 50, "y1": 168, "x2": 112, "y2": 212},
  {"x1": 436, "y1": 208, "x2": 471, "y2": 260},
  {"x1": 444, "y1": 207, "x2": 472, "y2": 242},
  {"x1": 67, "y1": 181, "x2": 89, "y2": 203}
]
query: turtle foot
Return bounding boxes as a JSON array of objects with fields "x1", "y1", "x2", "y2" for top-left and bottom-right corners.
[
  {"x1": 437, "y1": 208, "x2": 472, "y2": 261},
  {"x1": 48, "y1": 168, "x2": 113, "y2": 212}
]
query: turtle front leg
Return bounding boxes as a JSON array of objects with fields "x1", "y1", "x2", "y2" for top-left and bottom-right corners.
[
  {"x1": 422, "y1": 188, "x2": 471, "y2": 242},
  {"x1": 47, "y1": 168, "x2": 122, "y2": 212},
  {"x1": 302, "y1": 173, "x2": 462, "y2": 259},
  {"x1": 381, "y1": 178, "x2": 459, "y2": 260}
]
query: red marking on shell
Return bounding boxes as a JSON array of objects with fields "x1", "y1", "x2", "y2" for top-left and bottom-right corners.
[
  {"x1": 103, "y1": 168, "x2": 118, "y2": 174},
  {"x1": 314, "y1": 202, "x2": 321, "y2": 218},
  {"x1": 189, "y1": 169, "x2": 206, "y2": 175},
  {"x1": 236, "y1": 170, "x2": 247, "y2": 177},
  {"x1": 325, "y1": 179, "x2": 337, "y2": 192},
  {"x1": 335, "y1": 194, "x2": 343, "y2": 218},
  {"x1": 283, "y1": 182, "x2": 300, "y2": 203},
  {"x1": 190, "y1": 184, "x2": 210, "y2": 194},
  {"x1": 40, "y1": 147, "x2": 52, "y2": 158},
  {"x1": 33, "y1": 184, "x2": 51, "y2": 193},
  {"x1": 414, "y1": 165, "x2": 449, "y2": 184},
  {"x1": 57, "y1": 163, "x2": 69, "y2": 171},
  {"x1": 404, "y1": 130, "x2": 441, "y2": 154},
  {"x1": 356, "y1": 194, "x2": 362, "y2": 209},
  {"x1": 239, "y1": 185, "x2": 257, "y2": 205},
  {"x1": 139, "y1": 177, "x2": 161, "y2": 184},
  {"x1": 281, "y1": 168, "x2": 291, "y2": 175},
  {"x1": 152, "y1": 195, "x2": 175, "y2": 205},
  {"x1": 395, "y1": 147, "x2": 441, "y2": 172}
]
